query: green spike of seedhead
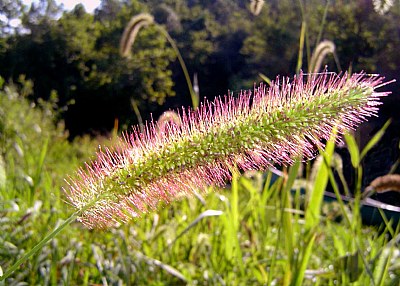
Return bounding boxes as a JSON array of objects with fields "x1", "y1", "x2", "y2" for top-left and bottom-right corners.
[
  {"x1": 0, "y1": 72, "x2": 394, "y2": 281},
  {"x1": 250, "y1": 0, "x2": 265, "y2": 16},
  {"x1": 119, "y1": 13, "x2": 154, "y2": 58},
  {"x1": 64, "y1": 72, "x2": 393, "y2": 229},
  {"x1": 309, "y1": 40, "x2": 336, "y2": 74}
]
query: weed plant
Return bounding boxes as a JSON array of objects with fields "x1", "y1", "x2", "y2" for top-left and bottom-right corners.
[
  {"x1": 1, "y1": 2, "x2": 399, "y2": 284},
  {"x1": 0, "y1": 74, "x2": 399, "y2": 285}
]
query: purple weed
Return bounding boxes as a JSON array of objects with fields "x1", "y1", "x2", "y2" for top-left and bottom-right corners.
[{"x1": 64, "y1": 72, "x2": 391, "y2": 228}]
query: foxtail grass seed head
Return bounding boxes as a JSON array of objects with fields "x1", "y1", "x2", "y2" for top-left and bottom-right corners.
[
  {"x1": 309, "y1": 40, "x2": 336, "y2": 74},
  {"x1": 119, "y1": 13, "x2": 154, "y2": 58},
  {"x1": 365, "y1": 174, "x2": 400, "y2": 194},
  {"x1": 64, "y1": 72, "x2": 392, "y2": 228},
  {"x1": 250, "y1": 0, "x2": 265, "y2": 16}
]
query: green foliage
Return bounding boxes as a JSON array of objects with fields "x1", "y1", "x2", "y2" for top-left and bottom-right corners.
[
  {"x1": 1, "y1": 0, "x2": 400, "y2": 135},
  {"x1": 241, "y1": 1, "x2": 300, "y2": 77},
  {"x1": 323, "y1": 1, "x2": 400, "y2": 72},
  {"x1": 0, "y1": 76, "x2": 100, "y2": 205},
  {"x1": 0, "y1": 76, "x2": 61, "y2": 199},
  {"x1": 304, "y1": 131, "x2": 336, "y2": 230},
  {"x1": 0, "y1": 79, "x2": 399, "y2": 284},
  {"x1": 3, "y1": 162, "x2": 399, "y2": 284},
  {"x1": 0, "y1": 0, "x2": 176, "y2": 135}
]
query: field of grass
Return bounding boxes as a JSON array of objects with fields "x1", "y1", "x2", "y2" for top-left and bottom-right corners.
[{"x1": 1, "y1": 77, "x2": 399, "y2": 285}]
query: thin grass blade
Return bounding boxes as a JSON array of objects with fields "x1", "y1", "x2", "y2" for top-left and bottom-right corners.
[
  {"x1": 305, "y1": 130, "x2": 336, "y2": 230},
  {"x1": 344, "y1": 133, "x2": 360, "y2": 168},
  {"x1": 293, "y1": 233, "x2": 317, "y2": 286}
]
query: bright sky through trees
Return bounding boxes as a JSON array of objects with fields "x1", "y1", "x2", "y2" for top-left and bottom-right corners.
[
  {"x1": 3, "y1": 1, "x2": 101, "y2": 29},
  {"x1": 23, "y1": 0, "x2": 101, "y2": 13}
]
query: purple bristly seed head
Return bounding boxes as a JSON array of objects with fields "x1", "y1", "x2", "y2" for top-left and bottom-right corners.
[{"x1": 64, "y1": 72, "x2": 392, "y2": 228}]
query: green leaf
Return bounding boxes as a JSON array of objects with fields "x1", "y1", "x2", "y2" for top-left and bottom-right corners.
[
  {"x1": 0, "y1": 155, "x2": 6, "y2": 190},
  {"x1": 296, "y1": 21, "x2": 306, "y2": 74},
  {"x1": 293, "y1": 233, "x2": 317, "y2": 286},
  {"x1": 282, "y1": 161, "x2": 301, "y2": 263},
  {"x1": 305, "y1": 129, "x2": 336, "y2": 230},
  {"x1": 258, "y1": 73, "x2": 271, "y2": 85},
  {"x1": 344, "y1": 133, "x2": 360, "y2": 168}
]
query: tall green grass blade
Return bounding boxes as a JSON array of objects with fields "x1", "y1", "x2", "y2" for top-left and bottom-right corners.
[
  {"x1": 315, "y1": 0, "x2": 330, "y2": 46},
  {"x1": 373, "y1": 247, "x2": 392, "y2": 286},
  {"x1": 281, "y1": 163, "x2": 301, "y2": 285},
  {"x1": 0, "y1": 155, "x2": 5, "y2": 190},
  {"x1": 282, "y1": 193, "x2": 294, "y2": 283},
  {"x1": 231, "y1": 171, "x2": 239, "y2": 232},
  {"x1": 131, "y1": 99, "x2": 144, "y2": 131},
  {"x1": 156, "y1": 25, "x2": 198, "y2": 108},
  {"x1": 258, "y1": 73, "x2": 272, "y2": 85},
  {"x1": 262, "y1": 171, "x2": 276, "y2": 204},
  {"x1": 283, "y1": 162, "x2": 301, "y2": 196},
  {"x1": 36, "y1": 137, "x2": 48, "y2": 181},
  {"x1": 296, "y1": 21, "x2": 306, "y2": 74},
  {"x1": 325, "y1": 157, "x2": 376, "y2": 283},
  {"x1": 377, "y1": 208, "x2": 394, "y2": 237},
  {"x1": 334, "y1": 157, "x2": 351, "y2": 196},
  {"x1": 259, "y1": 171, "x2": 276, "y2": 234},
  {"x1": 222, "y1": 171, "x2": 243, "y2": 274},
  {"x1": 30, "y1": 137, "x2": 49, "y2": 203},
  {"x1": 372, "y1": 230, "x2": 400, "y2": 264},
  {"x1": 293, "y1": 233, "x2": 316, "y2": 286},
  {"x1": 282, "y1": 162, "x2": 301, "y2": 263},
  {"x1": 360, "y1": 119, "x2": 391, "y2": 160},
  {"x1": 239, "y1": 175, "x2": 258, "y2": 195},
  {"x1": 305, "y1": 131, "x2": 336, "y2": 230},
  {"x1": 0, "y1": 212, "x2": 79, "y2": 281},
  {"x1": 115, "y1": 232, "x2": 132, "y2": 285},
  {"x1": 331, "y1": 225, "x2": 345, "y2": 256},
  {"x1": 229, "y1": 171, "x2": 245, "y2": 274},
  {"x1": 344, "y1": 133, "x2": 360, "y2": 168}
]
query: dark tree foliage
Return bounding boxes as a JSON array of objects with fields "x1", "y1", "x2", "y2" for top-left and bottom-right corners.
[
  {"x1": 1, "y1": 0, "x2": 175, "y2": 135},
  {"x1": 0, "y1": 0, "x2": 399, "y2": 137}
]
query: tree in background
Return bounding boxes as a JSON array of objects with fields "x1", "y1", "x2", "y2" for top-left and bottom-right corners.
[
  {"x1": 1, "y1": 0, "x2": 176, "y2": 135},
  {"x1": 0, "y1": 0, "x2": 399, "y2": 137}
]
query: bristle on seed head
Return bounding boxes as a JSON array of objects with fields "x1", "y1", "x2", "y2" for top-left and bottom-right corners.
[{"x1": 64, "y1": 72, "x2": 392, "y2": 228}]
